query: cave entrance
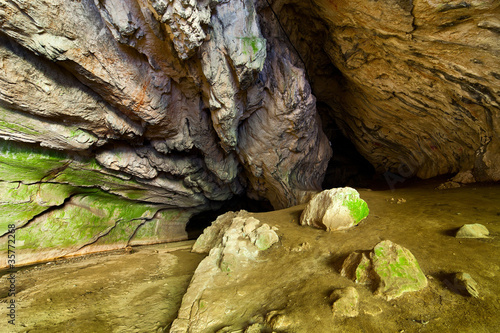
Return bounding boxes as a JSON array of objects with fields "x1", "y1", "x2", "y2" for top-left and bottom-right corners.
[
  {"x1": 318, "y1": 103, "x2": 376, "y2": 189},
  {"x1": 185, "y1": 196, "x2": 273, "y2": 239}
]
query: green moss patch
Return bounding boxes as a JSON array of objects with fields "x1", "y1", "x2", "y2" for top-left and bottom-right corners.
[
  {"x1": 9, "y1": 192, "x2": 161, "y2": 250},
  {"x1": 342, "y1": 193, "x2": 369, "y2": 224}
]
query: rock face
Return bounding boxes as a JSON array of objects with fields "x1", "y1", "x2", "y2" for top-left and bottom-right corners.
[
  {"x1": 0, "y1": 0, "x2": 499, "y2": 262},
  {"x1": 270, "y1": 0, "x2": 500, "y2": 181},
  {"x1": 0, "y1": 0, "x2": 330, "y2": 264},
  {"x1": 341, "y1": 240, "x2": 428, "y2": 300},
  {"x1": 300, "y1": 187, "x2": 369, "y2": 231}
]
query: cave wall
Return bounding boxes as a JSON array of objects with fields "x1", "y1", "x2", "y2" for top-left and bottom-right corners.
[
  {"x1": 0, "y1": 0, "x2": 331, "y2": 265},
  {"x1": 272, "y1": 0, "x2": 500, "y2": 181},
  {"x1": 0, "y1": 0, "x2": 499, "y2": 265}
]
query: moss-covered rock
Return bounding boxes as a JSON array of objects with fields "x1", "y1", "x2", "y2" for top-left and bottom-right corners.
[
  {"x1": 0, "y1": 140, "x2": 194, "y2": 267},
  {"x1": 0, "y1": 181, "x2": 76, "y2": 231},
  {"x1": 300, "y1": 187, "x2": 369, "y2": 231},
  {"x1": 0, "y1": 191, "x2": 190, "y2": 267},
  {"x1": 341, "y1": 240, "x2": 428, "y2": 300}
]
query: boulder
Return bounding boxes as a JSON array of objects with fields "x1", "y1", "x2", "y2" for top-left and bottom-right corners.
[
  {"x1": 170, "y1": 211, "x2": 279, "y2": 332},
  {"x1": 300, "y1": 188, "x2": 369, "y2": 231},
  {"x1": 453, "y1": 272, "x2": 479, "y2": 298},
  {"x1": 341, "y1": 240, "x2": 428, "y2": 300}
]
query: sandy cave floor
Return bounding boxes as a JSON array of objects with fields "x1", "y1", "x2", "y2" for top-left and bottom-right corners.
[{"x1": 1, "y1": 180, "x2": 500, "y2": 332}]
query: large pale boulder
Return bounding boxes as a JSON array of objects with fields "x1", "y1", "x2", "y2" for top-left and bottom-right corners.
[
  {"x1": 456, "y1": 223, "x2": 490, "y2": 238},
  {"x1": 171, "y1": 211, "x2": 279, "y2": 332},
  {"x1": 300, "y1": 188, "x2": 369, "y2": 231}
]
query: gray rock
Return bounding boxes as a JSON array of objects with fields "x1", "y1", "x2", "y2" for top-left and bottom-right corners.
[
  {"x1": 171, "y1": 211, "x2": 279, "y2": 332},
  {"x1": 456, "y1": 224, "x2": 490, "y2": 239},
  {"x1": 300, "y1": 188, "x2": 369, "y2": 231}
]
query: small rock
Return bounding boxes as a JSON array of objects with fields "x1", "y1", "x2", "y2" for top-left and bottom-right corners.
[
  {"x1": 436, "y1": 181, "x2": 461, "y2": 190},
  {"x1": 300, "y1": 187, "x2": 369, "y2": 231},
  {"x1": 451, "y1": 170, "x2": 476, "y2": 184},
  {"x1": 266, "y1": 311, "x2": 292, "y2": 330},
  {"x1": 453, "y1": 272, "x2": 479, "y2": 298},
  {"x1": 456, "y1": 224, "x2": 489, "y2": 238},
  {"x1": 363, "y1": 304, "x2": 383, "y2": 316},
  {"x1": 291, "y1": 242, "x2": 311, "y2": 252},
  {"x1": 330, "y1": 287, "x2": 359, "y2": 317},
  {"x1": 340, "y1": 251, "x2": 373, "y2": 285},
  {"x1": 250, "y1": 224, "x2": 279, "y2": 251},
  {"x1": 245, "y1": 323, "x2": 265, "y2": 333}
]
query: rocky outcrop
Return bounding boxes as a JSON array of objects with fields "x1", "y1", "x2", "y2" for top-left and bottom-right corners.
[{"x1": 171, "y1": 211, "x2": 279, "y2": 332}]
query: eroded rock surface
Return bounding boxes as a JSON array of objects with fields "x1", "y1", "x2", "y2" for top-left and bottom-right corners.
[
  {"x1": 171, "y1": 211, "x2": 279, "y2": 332},
  {"x1": 268, "y1": 0, "x2": 500, "y2": 181},
  {"x1": 0, "y1": 0, "x2": 330, "y2": 263}
]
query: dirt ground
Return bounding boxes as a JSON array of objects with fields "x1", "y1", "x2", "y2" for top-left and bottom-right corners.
[
  {"x1": 1, "y1": 180, "x2": 499, "y2": 332},
  {"x1": 0, "y1": 241, "x2": 205, "y2": 333}
]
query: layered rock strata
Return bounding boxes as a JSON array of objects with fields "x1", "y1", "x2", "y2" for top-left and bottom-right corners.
[{"x1": 269, "y1": 0, "x2": 500, "y2": 181}]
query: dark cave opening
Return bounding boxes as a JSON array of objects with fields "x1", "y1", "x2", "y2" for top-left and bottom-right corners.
[
  {"x1": 185, "y1": 196, "x2": 273, "y2": 239},
  {"x1": 264, "y1": 3, "x2": 379, "y2": 190},
  {"x1": 317, "y1": 103, "x2": 376, "y2": 189}
]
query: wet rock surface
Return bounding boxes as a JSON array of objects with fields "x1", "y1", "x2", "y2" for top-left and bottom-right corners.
[{"x1": 2, "y1": 183, "x2": 499, "y2": 332}]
